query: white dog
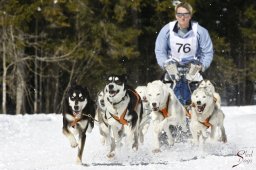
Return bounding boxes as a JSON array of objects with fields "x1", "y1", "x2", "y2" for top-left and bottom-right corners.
[
  {"x1": 198, "y1": 80, "x2": 221, "y2": 109},
  {"x1": 135, "y1": 86, "x2": 151, "y2": 143},
  {"x1": 190, "y1": 88, "x2": 227, "y2": 144},
  {"x1": 146, "y1": 80, "x2": 187, "y2": 153},
  {"x1": 95, "y1": 90, "x2": 110, "y2": 145}
]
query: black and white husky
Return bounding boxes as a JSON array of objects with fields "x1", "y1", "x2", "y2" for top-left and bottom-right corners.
[
  {"x1": 103, "y1": 74, "x2": 147, "y2": 158},
  {"x1": 62, "y1": 82, "x2": 96, "y2": 164}
]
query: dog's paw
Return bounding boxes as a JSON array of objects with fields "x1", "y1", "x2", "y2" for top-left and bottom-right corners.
[
  {"x1": 152, "y1": 149, "x2": 161, "y2": 153},
  {"x1": 70, "y1": 141, "x2": 78, "y2": 148},
  {"x1": 132, "y1": 143, "x2": 138, "y2": 151},
  {"x1": 221, "y1": 135, "x2": 227, "y2": 143},
  {"x1": 67, "y1": 134, "x2": 78, "y2": 148},
  {"x1": 107, "y1": 152, "x2": 115, "y2": 159},
  {"x1": 76, "y1": 157, "x2": 82, "y2": 165},
  {"x1": 168, "y1": 139, "x2": 174, "y2": 146}
]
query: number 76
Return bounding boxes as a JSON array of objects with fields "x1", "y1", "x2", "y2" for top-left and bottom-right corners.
[{"x1": 176, "y1": 43, "x2": 191, "y2": 53}]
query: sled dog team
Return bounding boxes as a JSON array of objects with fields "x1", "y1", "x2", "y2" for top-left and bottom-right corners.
[{"x1": 62, "y1": 75, "x2": 227, "y2": 164}]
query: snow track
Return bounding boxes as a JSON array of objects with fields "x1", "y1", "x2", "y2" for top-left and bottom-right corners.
[{"x1": 0, "y1": 106, "x2": 256, "y2": 170}]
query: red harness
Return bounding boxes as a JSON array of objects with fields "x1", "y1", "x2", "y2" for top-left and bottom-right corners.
[
  {"x1": 160, "y1": 95, "x2": 170, "y2": 118},
  {"x1": 110, "y1": 89, "x2": 141, "y2": 126},
  {"x1": 70, "y1": 112, "x2": 81, "y2": 127}
]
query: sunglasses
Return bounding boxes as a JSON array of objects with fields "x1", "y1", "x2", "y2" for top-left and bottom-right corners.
[{"x1": 176, "y1": 13, "x2": 191, "y2": 18}]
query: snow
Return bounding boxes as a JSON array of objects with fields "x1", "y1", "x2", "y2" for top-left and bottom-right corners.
[{"x1": 1, "y1": 106, "x2": 256, "y2": 170}]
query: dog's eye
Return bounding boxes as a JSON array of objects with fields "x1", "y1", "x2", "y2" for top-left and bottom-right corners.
[
  {"x1": 70, "y1": 96, "x2": 75, "y2": 100},
  {"x1": 157, "y1": 93, "x2": 160, "y2": 96},
  {"x1": 108, "y1": 77, "x2": 113, "y2": 81},
  {"x1": 148, "y1": 94, "x2": 152, "y2": 96},
  {"x1": 115, "y1": 80, "x2": 122, "y2": 85}
]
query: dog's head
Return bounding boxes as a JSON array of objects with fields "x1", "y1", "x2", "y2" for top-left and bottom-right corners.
[
  {"x1": 67, "y1": 82, "x2": 89, "y2": 116},
  {"x1": 146, "y1": 80, "x2": 167, "y2": 111},
  {"x1": 135, "y1": 86, "x2": 148, "y2": 103},
  {"x1": 97, "y1": 90, "x2": 105, "y2": 110},
  {"x1": 104, "y1": 74, "x2": 127, "y2": 102},
  {"x1": 199, "y1": 79, "x2": 215, "y2": 93},
  {"x1": 191, "y1": 88, "x2": 213, "y2": 114}
]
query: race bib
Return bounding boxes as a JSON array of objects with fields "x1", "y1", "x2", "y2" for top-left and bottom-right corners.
[{"x1": 169, "y1": 21, "x2": 198, "y2": 64}]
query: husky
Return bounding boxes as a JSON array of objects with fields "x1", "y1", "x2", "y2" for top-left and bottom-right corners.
[
  {"x1": 103, "y1": 74, "x2": 146, "y2": 158},
  {"x1": 95, "y1": 90, "x2": 109, "y2": 145},
  {"x1": 135, "y1": 86, "x2": 151, "y2": 143},
  {"x1": 146, "y1": 80, "x2": 187, "y2": 153},
  {"x1": 62, "y1": 82, "x2": 96, "y2": 164},
  {"x1": 190, "y1": 87, "x2": 227, "y2": 144},
  {"x1": 198, "y1": 80, "x2": 221, "y2": 109}
]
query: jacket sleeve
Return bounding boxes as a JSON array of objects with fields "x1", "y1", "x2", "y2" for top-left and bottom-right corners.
[
  {"x1": 155, "y1": 24, "x2": 170, "y2": 69},
  {"x1": 197, "y1": 25, "x2": 214, "y2": 71}
]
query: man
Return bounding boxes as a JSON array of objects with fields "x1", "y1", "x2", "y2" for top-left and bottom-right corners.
[{"x1": 155, "y1": 2, "x2": 213, "y2": 105}]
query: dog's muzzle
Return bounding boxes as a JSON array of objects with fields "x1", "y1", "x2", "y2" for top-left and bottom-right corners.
[
  {"x1": 142, "y1": 96, "x2": 148, "y2": 102},
  {"x1": 196, "y1": 103, "x2": 206, "y2": 113},
  {"x1": 73, "y1": 111, "x2": 81, "y2": 118},
  {"x1": 108, "y1": 89, "x2": 120, "y2": 97},
  {"x1": 151, "y1": 102, "x2": 159, "y2": 111}
]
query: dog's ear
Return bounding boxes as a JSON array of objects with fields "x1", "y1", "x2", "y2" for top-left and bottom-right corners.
[
  {"x1": 103, "y1": 74, "x2": 110, "y2": 82},
  {"x1": 120, "y1": 74, "x2": 128, "y2": 83},
  {"x1": 83, "y1": 86, "x2": 89, "y2": 92},
  {"x1": 198, "y1": 80, "x2": 204, "y2": 86},
  {"x1": 211, "y1": 80, "x2": 217, "y2": 86},
  {"x1": 70, "y1": 80, "x2": 77, "y2": 88}
]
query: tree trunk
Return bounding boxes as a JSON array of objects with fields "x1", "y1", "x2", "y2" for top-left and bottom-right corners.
[
  {"x1": 10, "y1": 26, "x2": 26, "y2": 115},
  {"x1": 2, "y1": 37, "x2": 7, "y2": 114},
  {"x1": 53, "y1": 75, "x2": 60, "y2": 113},
  {"x1": 34, "y1": 19, "x2": 39, "y2": 113}
]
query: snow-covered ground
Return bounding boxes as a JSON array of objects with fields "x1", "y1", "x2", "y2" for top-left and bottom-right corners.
[{"x1": 0, "y1": 106, "x2": 256, "y2": 170}]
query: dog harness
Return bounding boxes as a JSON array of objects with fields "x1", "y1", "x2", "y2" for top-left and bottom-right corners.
[
  {"x1": 109, "y1": 89, "x2": 141, "y2": 126},
  {"x1": 70, "y1": 112, "x2": 96, "y2": 127},
  {"x1": 109, "y1": 108, "x2": 128, "y2": 125},
  {"x1": 160, "y1": 94, "x2": 170, "y2": 118},
  {"x1": 70, "y1": 112, "x2": 81, "y2": 127},
  {"x1": 200, "y1": 117, "x2": 212, "y2": 128}
]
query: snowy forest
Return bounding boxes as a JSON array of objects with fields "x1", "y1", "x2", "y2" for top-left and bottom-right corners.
[{"x1": 1, "y1": 0, "x2": 256, "y2": 114}]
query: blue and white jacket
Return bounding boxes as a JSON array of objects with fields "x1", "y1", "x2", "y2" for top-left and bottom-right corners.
[{"x1": 155, "y1": 21, "x2": 213, "y2": 71}]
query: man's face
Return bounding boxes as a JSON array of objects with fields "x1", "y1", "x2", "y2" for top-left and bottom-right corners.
[{"x1": 175, "y1": 7, "x2": 191, "y2": 28}]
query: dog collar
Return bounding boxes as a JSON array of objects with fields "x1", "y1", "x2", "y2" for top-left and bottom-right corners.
[{"x1": 107, "y1": 95, "x2": 126, "y2": 105}]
